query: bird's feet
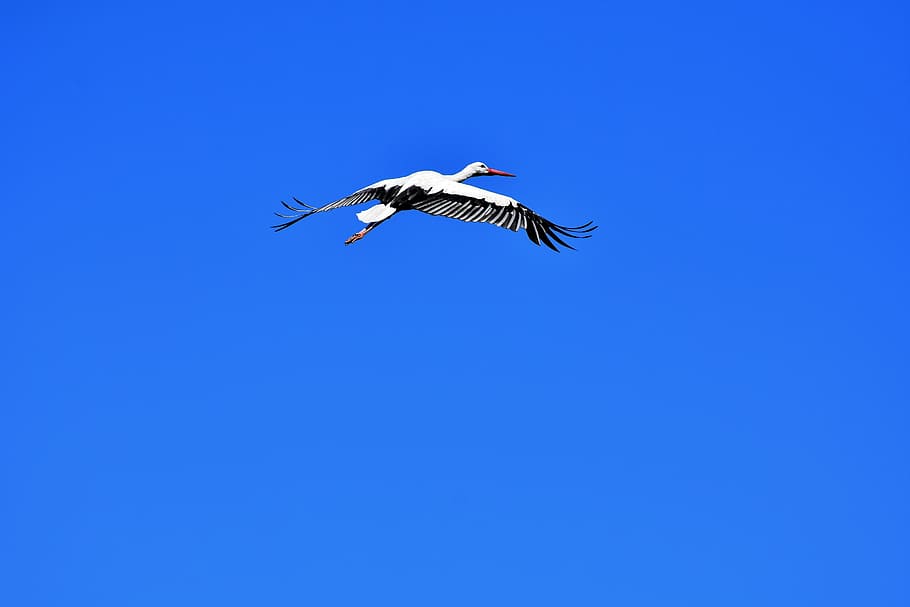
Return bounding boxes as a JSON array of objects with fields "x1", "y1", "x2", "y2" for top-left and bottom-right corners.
[{"x1": 344, "y1": 230, "x2": 366, "y2": 246}]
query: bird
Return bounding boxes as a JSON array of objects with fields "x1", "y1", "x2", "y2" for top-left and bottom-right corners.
[{"x1": 271, "y1": 162, "x2": 597, "y2": 251}]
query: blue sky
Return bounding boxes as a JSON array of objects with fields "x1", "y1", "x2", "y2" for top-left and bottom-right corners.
[{"x1": 2, "y1": 1, "x2": 908, "y2": 605}]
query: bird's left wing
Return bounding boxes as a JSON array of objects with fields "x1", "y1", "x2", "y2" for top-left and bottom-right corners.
[
  {"x1": 407, "y1": 181, "x2": 597, "y2": 251},
  {"x1": 272, "y1": 179, "x2": 399, "y2": 232}
]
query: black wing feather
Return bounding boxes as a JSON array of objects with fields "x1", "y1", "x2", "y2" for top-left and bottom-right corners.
[
  {"x1": 408, "y1": 193, "x2": 596, "y2": 252},
  {"x1": 270, "y1": 185, "x2": 394, "y2": 232}
]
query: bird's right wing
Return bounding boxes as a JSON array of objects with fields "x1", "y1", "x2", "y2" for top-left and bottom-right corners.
[{"x1": 272, "y1": 179, "x2": 399, "y2": 232}]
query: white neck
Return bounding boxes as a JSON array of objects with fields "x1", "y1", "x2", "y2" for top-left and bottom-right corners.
[{"x1": 447, "y1": 166, "x2": 476, "y2": 183}]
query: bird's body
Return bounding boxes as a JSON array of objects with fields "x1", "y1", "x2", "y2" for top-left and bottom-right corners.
[{"x1": 272, "y1": 162, "x2": 596, "y2": 251}]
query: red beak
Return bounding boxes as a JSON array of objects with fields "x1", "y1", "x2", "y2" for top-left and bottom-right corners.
[{"x1": 487, "y1": 167, "x2": 516, "y2": 177}]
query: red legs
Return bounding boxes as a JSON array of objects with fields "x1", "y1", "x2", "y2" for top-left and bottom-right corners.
[
  {"x1": 344, "y1": 229, "x2": 366, "y2": 245},
  {"x1": 344, "y1": 219, "x2": 387, "y2": 246}
]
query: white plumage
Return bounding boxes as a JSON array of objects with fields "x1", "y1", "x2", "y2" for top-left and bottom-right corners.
[
  {"x1": 272, "y1": 161, "x2": 596, "y2": 250},
  {"x1": 355, "y1": 203, "x2": 397, "y2": 223}
]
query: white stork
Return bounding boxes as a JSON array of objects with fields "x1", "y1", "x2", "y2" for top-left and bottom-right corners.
[{"x1": 272, "y1": 162, "x2": 597, "y2": 251}]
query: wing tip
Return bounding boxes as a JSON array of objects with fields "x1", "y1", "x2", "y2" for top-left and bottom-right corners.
[
  {"x1": 270, "y1": 201, "x2": 314, "y2": 232},
  {"x1": 526, "y1": 216, "x2": 597, "y2": 251}
]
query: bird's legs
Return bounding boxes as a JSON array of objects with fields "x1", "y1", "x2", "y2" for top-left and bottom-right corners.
[{"x1": 344, "y1": 220, "x2": 386, "y2": 245}]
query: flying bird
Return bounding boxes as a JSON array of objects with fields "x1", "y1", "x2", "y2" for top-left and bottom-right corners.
[{"x1": 272, "y1": 162, "x2": 597, "y2": 251}]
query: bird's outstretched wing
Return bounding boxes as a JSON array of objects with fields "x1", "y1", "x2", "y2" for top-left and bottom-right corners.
[
  {"x1": 405, "y1": 181, "x2": 597, "y2": 251},
  {"x1": 271, "y1": 180, "x2": 398, "y2": 232}
]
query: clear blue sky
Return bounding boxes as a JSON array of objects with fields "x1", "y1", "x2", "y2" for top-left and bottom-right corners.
[{"x1": 2, "y1": 1, "x2": 908, "y2": 605}]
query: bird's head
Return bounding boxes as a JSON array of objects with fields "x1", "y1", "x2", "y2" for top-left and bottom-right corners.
[{"x1": 465, "y1": 161, "x2": 516, "y2": 178}]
